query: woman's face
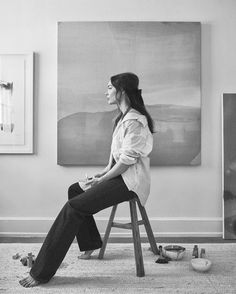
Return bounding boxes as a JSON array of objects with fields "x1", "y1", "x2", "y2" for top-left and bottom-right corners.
[{"x1": 105, "y1": 81, "x2": 118, "y2": 105}]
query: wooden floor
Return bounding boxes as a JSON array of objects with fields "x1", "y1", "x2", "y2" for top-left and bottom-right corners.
[{"x1": 1, "y1": 236, "x2": 236, "y2": 243}]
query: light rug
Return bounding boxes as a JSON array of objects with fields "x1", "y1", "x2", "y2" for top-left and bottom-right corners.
[{"x1": 0, "y1": 243, "x2": 235, "y2": 294}]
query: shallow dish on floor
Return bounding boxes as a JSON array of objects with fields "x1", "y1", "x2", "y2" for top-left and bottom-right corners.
[
  {"x1": 163, "y1": 245, "x2": 186, "y2": 260},
  {"x1": 191, "y1": 258, "x2": 212, "y2": 272}
]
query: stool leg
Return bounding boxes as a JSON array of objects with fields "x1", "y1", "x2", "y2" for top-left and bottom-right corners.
[
  {"x1": 98, "y1": 205, "x2": 117, "y2": 259},
  {"x1": 130, "y1": 199, "x2": 145, "y2": 277},
  {"x1": 137, "y1": 199, "x2": 159, "y2": 255}
]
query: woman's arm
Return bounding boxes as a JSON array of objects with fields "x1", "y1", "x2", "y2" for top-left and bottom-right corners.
[
  {"x1": 93, "y1": 152, "x2": 113, "y2": 178},
  {"x1": 93, "y1": 166, "x2": 109, "y2": 178},
  {"x1": 87, "y1": 120, "x2": 146, "y2": 186},
  {"x1": 86, "y1": 160, "x2": 130, "y2": 187},
  {"x1": 100, "y1": 160, "x2": 130, "y2": 181}
]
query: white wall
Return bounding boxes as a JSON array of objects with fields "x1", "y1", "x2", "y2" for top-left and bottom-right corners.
[{"x1": 1, "y1": 0, "x2": 236, "y2": 238}]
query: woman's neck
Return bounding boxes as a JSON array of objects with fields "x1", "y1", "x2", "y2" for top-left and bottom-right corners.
[{"x1": 118, "y1": 99, "x2": 130, "y2": 115}]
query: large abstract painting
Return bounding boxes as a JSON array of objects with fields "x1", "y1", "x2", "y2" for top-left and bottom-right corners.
[
  {"x1": 58, "y1": 22, "x2": 201, "y2": 166},
  {"x1": 223, "y1": 93, "x2": 236, "y2": 239}
]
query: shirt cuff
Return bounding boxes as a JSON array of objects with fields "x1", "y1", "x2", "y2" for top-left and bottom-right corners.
[{"x1": 119, "y1": 153, "x2": 138, "y2": 165}]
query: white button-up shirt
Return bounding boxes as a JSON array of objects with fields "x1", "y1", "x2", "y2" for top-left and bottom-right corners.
[{"x1": 110, "y1": 108, "x2": 153, "y2": 206}]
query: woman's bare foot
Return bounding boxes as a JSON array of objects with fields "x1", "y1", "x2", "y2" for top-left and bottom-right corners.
[
  {"x1": 78, "y1": 250, "x2": 94, "y2": 260},
  {"x1": 19, "y1": 275, "x2": 40, "y2": 288}
]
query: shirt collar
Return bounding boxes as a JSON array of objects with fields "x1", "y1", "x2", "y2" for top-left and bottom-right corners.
[{"x1": 121, "y1": 109, "x2": 148, "y2": 127}]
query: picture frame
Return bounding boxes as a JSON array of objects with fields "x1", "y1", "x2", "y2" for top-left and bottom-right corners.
[
  {"x1": 222, "y1": 93, "x2": 236, "y2": 239},
  {"x1": 0, "y1": 52, "x2": 34, "y2": 153}
]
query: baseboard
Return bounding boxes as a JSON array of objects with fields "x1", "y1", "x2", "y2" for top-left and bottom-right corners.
[{"x1": 0, "y1": 216, "x2": 223, "y2": 238}]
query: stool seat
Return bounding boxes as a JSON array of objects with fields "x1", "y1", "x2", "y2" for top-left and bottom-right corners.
[{"x1": 98, "y1": 197, "x2": 158, "y2": 277}]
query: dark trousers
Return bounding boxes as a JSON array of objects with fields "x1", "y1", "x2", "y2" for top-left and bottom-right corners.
[{"x1": 30, "y1": 176, "x2": 135, "y2": 283}]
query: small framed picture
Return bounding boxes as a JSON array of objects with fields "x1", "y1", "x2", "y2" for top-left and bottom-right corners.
[{"x1": 0, "y1": 52, "x2": 34, "y2": 153}]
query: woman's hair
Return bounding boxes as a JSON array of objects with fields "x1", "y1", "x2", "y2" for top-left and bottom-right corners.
[{"x1": 110, "y1": 72, "x2": 154, "y2": 133}]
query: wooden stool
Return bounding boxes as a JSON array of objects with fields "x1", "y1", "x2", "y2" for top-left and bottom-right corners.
[{"x1": 98, "y1": 197, "x2": 159, "y2": 277}]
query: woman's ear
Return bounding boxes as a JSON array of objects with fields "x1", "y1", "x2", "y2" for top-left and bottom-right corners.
[{"x1": 115, "y1": 90, "x2": 122, "y2": 101}]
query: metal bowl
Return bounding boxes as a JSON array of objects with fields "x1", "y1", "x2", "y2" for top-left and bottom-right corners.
[
  {"x1": 191, "y1": 258, "x2": 212, "y2": 272},
  {"x1": 163, "y1": 245, "x2": 186, "y2": 260}
]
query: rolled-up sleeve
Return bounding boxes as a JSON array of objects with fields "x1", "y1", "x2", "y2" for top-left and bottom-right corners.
[{"x1": 119, "y1": 120, "x2": 146, "y2": 165}]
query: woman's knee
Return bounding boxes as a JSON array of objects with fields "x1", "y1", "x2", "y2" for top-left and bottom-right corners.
[{"x1": 68, "y1": 182, "x2": 83, "y2": 200}]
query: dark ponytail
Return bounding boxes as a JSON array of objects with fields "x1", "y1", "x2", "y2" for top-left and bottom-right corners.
[{"x1": 111, "y1": 72, "x2": 154, "y2": 133}]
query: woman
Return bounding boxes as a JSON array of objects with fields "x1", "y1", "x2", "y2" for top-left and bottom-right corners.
[{"x1": 19, "y1": 72, "x2": 154, "y2": 287}]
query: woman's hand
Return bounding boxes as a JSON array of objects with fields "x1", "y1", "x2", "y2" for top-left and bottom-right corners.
[{"x1": 85, "y1": 176, "x2": 105, "y2": 187}]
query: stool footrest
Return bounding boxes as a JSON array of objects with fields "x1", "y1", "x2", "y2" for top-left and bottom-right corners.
[{"x1": 112, "y1": 220, "x2": 144, "y2": 230}]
